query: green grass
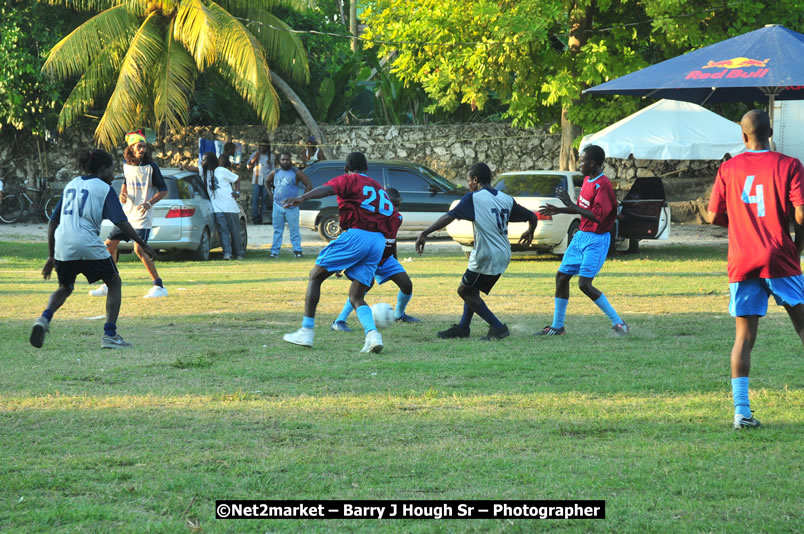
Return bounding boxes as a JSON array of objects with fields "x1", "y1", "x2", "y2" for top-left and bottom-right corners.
[{"x1": 0, "y1": 240, "x2": 801, "y2": 533}]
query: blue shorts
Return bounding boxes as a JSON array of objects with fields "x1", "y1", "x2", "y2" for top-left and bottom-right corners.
[
  {"x1": 729, "y1": 275, "x2": 804, "y2": 317},
  {"x1": 316, "y1": 228, "x2": 385, "y2": 287},
  {"x1": 558, "y1": 230, "x2": 610, "y2": 278},
  {"x1": 107, "y1": 227, "x2": 150, "y2": 243},
  {"x1": 375, "y1": 256, "x2": 407, "y2": 285}
]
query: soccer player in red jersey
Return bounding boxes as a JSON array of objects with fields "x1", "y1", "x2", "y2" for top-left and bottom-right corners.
[
  {"x1": 708, "y1": 109, "x2": 804, "y2": 430},
  {"x1": 536, "y1": 145, "x2": 628, "y2": 337},
  {"x1": 281, "y1": 152, "x2": 402, "y2": 353}
]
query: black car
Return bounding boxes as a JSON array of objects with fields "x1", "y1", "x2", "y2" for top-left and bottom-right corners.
[{"x1": 299, "y1": 160, "x2": 465, "y2": 241}]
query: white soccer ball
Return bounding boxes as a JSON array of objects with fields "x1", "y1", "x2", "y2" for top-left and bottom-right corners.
[{"x1": 371, "y1": 302, "x2": 395, "y2": 328}]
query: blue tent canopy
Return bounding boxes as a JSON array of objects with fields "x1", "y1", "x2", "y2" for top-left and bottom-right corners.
[{"x1": 584, "y1": 25, "x2": 804, "y2": 105}]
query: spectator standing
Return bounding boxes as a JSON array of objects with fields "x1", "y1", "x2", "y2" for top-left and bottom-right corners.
[
  {"x1": 246, "y1": 139, "x2": 273, "y2": 224},
  {"x1": 265, "y1": 152, "x2": 312, "y2": 258},
  {"x1": 204, "y1": 152, "x2": 245, "y2": 260},
  {"x1": 302, "y1": 136, "x2": 327, "y2": 167}
]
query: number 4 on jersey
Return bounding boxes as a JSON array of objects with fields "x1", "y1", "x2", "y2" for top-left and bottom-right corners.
[{"x1": 741, "y1": 175, "x2": 765, "y2": 217}]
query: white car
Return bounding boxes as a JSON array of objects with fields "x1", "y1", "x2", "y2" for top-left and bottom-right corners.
[{"x1": 446, "y1": 171, "x2": 670, "y2": 254}]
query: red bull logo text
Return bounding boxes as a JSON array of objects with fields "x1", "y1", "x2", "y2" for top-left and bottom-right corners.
[{"x1": 686, "y1": 57, "x2": 770, "y2": 80}]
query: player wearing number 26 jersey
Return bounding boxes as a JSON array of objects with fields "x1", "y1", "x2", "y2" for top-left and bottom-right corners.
[
  {"x1": 281, "y1": 152, "x2": 400, "y2": 354},
  {"x1": 707, "y1": 109, "x2": 804, "y2": 431}
]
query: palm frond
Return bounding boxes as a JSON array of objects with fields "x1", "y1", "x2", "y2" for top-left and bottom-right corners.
[
  {"x1": 95, "y1": 12, "x2": 165, "y2": 149},
  {"x1": 153, "y1": 31, "x2": 197, "y2": 132},
  {"x1": 206, "y1": 2, "x2": 279, "y2": 128},
  {"x1": 245, "y1": 10, "x2": 309, "y2": 84},
  {"x1": 42, "y1": 4, "x2": 139, "y2": 80},
  {"x1": 57, "y1": 43, "x2": 126, "y2": 131},
  {"x1": 34, "y1": 1, "x2": 118, "y2": 11},
  {"x1": 218, "y1": 0, "x2": 316, "y2": 14},
  {"x1": 173, "y1": 0, "x2": 217, "y2": 70}
]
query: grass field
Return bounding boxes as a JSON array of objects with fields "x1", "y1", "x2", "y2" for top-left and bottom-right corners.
[{"x1": 0, "y1": 240, "x2": 801, "y2": 533}]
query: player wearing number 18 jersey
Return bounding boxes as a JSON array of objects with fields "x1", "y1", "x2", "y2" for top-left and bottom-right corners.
[
  {"x1": 416, "y1": 163, "x2": 537, "y2": 340},
  {"x1": 708, "y1": 109, "x2": 804, "y2": 430},
  {"x1": 281, "y1": 152, "x2": 401, "y2": 353}
]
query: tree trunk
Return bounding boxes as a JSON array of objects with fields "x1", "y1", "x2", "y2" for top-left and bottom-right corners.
[
  {"x1": 338, "y1": 0, "x2": 346, "y2": 25},
  {"x1": 350, "y1": 1, "x2": 359, "y2": 52},
  {"x1": 559, "y1": 106, "x2": 580, "y2": 171},
  {"x1": 269, "y1": 70, "x2": 327, "y2": 148},
  {"x1": 559, "y1": 3, "x2": 595, "y2": 171}
]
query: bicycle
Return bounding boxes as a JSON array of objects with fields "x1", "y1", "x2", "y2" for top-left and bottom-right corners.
[{"x1": 0, "y1": 177, "x2": 61, "y2": 223}]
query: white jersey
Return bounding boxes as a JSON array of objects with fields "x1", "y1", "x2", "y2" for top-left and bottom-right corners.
[
  {"x1": 448, "y1": 187, "x2": 530, "y2": 275},
  {"x1": 250, "y1": 152, "x2": 273, "y2": 186},
  {"x1": 122, "y1": 162, "x2": 164, "y2": 229},
  {"x1": 207, "y1": 167, "x2": 240, "y2": 214},
  {"x1": 54, "y1": 176, "x2": 126, "y2": 261}
]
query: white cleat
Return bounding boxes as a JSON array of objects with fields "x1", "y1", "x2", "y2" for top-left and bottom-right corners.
[
  {"x1": 89, "y1": 284, "x2": 108, "y2": 297},
  {"x1": 283, "y1": 327, "x2": 314, "y2": 347},
  {"x1": 143, "y1": 285, "x2": 168, "y2": 298},
  {"x1": 360, "y1": 330, "x2": 383, "y2": 353}
]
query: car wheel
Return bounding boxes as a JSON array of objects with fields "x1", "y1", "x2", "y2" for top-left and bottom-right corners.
[
  {"x1": 318, "y1": 211, "x2": 341, "y2": 242},
  {"x1": 239, "y1": 217, "x2": 248, "y2": 252},
  {"x1": 567, "y1": 220, "x2": 580, "y2": 246},
  {"x1": 627, "y1": 237, "x2": 640, "y2": 254},
  {"x1": 192, "y1": 227, "x2": 211, "y2": 261}
]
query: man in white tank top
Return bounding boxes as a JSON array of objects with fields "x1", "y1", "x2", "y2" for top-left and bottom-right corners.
[{"x1": 88, "y1": 130, "x2": 169, "y2": 298}]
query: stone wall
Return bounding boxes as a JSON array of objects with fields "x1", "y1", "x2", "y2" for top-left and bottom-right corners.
[{"x1": 1, "y1": 122, "x2": 722, "y2": 216}]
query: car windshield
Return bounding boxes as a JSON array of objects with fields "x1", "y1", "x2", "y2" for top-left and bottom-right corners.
[
  {"x1": 417, "y1": 165, "x2": 459, "y2": 191},
  {"x1": 494, "y1": 174, "x2": 566, "y2": 197}
]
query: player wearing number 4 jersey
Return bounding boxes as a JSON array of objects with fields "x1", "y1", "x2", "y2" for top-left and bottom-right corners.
[
  {"x1": 281, "y1": 152, "x2": 401, "y2": 353},
  {"x1": 416, "y1": 162, "x2": 537, "y2": 340},
  {"x1": 708, "y1": 109, "x2": 804, "y2": 430}
]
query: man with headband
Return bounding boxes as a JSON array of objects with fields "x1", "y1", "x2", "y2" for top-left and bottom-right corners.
[{"x1": 89, "y1": 129, "x2": 169, "y2": 298}]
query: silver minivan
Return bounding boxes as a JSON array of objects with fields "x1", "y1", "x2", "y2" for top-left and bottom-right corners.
[{"x1": 99, "y1": 169, "x2": 247, "y2": 260}]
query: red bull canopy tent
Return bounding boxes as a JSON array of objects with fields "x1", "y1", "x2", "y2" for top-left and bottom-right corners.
[{"x1": 584, "y1": 24, "x2": 804, "y2": 108}]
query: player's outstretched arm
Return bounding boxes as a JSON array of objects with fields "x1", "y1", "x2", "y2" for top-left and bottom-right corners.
[
  {"x1": 283, "y1": 185, "x2": 335, "y2": 208},
  {"x1": 416, "y1": 213, "x2": 455, "y2": 254},
  {"x1": 116, "y1": 220, "x2": 156, "y2": 260}
]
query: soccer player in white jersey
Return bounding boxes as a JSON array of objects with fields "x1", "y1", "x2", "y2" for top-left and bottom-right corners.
[
  {"x1": 30, "y1": 149, "x2": 155, "y2": 350},
  {"x1": 89, "y1": 129, "x2": 168, "y2": 298},
  {"x1": 416, "y1": 162, "x2": 537, "y2": 340}
]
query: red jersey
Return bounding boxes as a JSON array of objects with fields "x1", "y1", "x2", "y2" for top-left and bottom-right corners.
[
  {"x1": 709, "y1": 151, "x2": 804, "y2": 282},
  {"x1": 578, "y1": 174, "x2": 617, "y2": 234},
  {"x1": 324, "y1": 173, "x2": 401, "y2": 238}
]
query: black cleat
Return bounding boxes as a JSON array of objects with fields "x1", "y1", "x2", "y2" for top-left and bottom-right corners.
[{"x1": 437, "y1": 324, "x2": 470, "y2": 339}]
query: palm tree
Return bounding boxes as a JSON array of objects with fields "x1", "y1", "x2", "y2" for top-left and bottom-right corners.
[{"x1": 39, "y1": 0, "x2": 321, "y2": 149}]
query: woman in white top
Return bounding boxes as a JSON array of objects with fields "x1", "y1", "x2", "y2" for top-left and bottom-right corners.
[{"x1": 201, "y1": 152, "x2": 245, "y2": 259}]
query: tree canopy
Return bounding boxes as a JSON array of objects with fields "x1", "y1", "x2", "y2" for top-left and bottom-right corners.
[{"x1": 363, "y1": 0, "x2": 804, "y2": 168}]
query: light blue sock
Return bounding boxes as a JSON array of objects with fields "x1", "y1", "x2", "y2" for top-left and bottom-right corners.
[
  {"x1": 394, "y1": 291, "x2": 412, "y2": 318},
  {"x1": 355, "y1": 305, "x2": 377, "y2": 334},
  {"x1": 732, "y1": 377, "x2": 751, "y2": 418},
  {"x1": 301, "y1": 316, "x2": 315, "y2": 329},
  {"x1": 552, "y1": 297, "x2": 568, "y2": 328},
  {"x1": 336, "y1": 298, "x2": 354, "y2": 323},
  {"x1": 593, "y1": 294, "x2": 622, "y2": 325}
]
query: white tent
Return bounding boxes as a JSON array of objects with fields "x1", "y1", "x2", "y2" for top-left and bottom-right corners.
[{"x1": 581, "y1": 99, "x2": 745, "y2": 160}]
